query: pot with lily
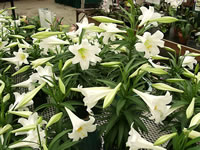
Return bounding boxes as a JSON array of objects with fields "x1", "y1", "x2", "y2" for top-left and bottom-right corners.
[{"x1": 1, "y1": 1, "x2": 200, "y2": 150}]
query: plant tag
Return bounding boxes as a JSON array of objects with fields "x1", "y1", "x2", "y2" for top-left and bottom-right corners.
[
  {"x1": 145, "y1": 0, "x2": 160, "y2": 5},
  {"x1": 195, "y1": 0, "x2": 200, "y2": 11},
  {"x1": 38, "y1": 8, "x2": 56, "y2": 28}
]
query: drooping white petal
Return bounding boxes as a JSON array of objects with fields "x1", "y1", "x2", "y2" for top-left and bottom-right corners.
[{"x1": 65, "y1": 107, "x2": 96, "y2": 141}]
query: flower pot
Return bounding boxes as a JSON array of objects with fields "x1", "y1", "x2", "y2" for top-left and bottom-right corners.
[{"x1": 177, "y1": 31, "x2": 189, "y2": 45}]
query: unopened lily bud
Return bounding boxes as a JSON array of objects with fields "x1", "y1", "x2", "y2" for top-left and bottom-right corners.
[
  {"x1": 37, "y1": 116, "x2": 43, "y2": 125},
  {"x1": 142, "y1": 67, "x2": 168, "y2": 75},
  {"x1": 5, "y1": 42, "x2": 18, "y2": 48},
  {"x1": 8, "y1": 111, "x2": 32, "y2": 118},
  {"x1": 149, "y1": 16, "x2": 178, "y2": 23},
  {"x1": 3, "y1": 65, "x2": 11, "y2": 73},
  {"x1": 166, "y1": 78, "x2": 184, "y2": 83},
  {"x1": 186, "y1": 98, "x2": 195, "y2": 119},
  {"x1": 183, "y1": 128, "x2": 200, "y2": 139},
  {"x1": 182, "y1": 68, "x2": 195, "y2": 79},
  {"x1": 186, "y1": 53, "x2": 200, "y2": 57},
  {"x1": 31, "y1": 56, "x2": 55, "y2": 69},
  {"x1": 189, "y1": 113, "x2": 200, "y2": 127},
  {"x1": 62, "y1": 59, "x2": 72, "y2": 71},
  {"x1": 100, "y1": 62, "x2": 121, "y2": 67},
  {"x1": 38, "y1": 27, "x2": 47, "y2": 31},
  {"x1": 15, "y1": 83, "x2": 46, "y2": 110},
  {"x1": 11, "y1": 124, "x2": 36, "y2": 133},
  {"x1": 164, "y1": 46, "x2": 176, "y2": 52},
  {"x1": 152, "y1": 83, "x2": 184, "y2": 93},
  {"x1": 84, "y1": 26, "x2": 105, "y2": 32},
  {"x1": 46, "y1": 112, "x2": 63, "y2": 128},
  {"x1": 9, "y1": 35, "x2": 24, "y2": 39},
  {"x1": 0, "y1": 124, "x2": 12, "y2": 135},
  {"x1": 3, "y1": 93, "x2": 10, "y2": 103},
  {"x1": 151, "y1": 55, "x2": 169, "y2": 60},
  {"x1": 59, "y1": 78, "x2": 65, "y2": 94},
  {"x1": 31, "y1": 31, "x2": 63, "y2": 39},
  {"x1": 154, "y1": 132, "x2": 177, "y2": 146},
  {"x1": 12, "y1": 65, "x2": 30, "y2": 77},
  {"x1": 103, "y1": 83, "x2": 121, "y2": 108},
  {"x1": 20, "y1": 25, "x2": 35, "y2": 29},
  {"x1": 92, "y1": 16, "x2": 124, "y2": 24},
  {"x1": 0, "y1": 80, "x2": 5, "y2": 96},
  {"x1": 129, "y1": 63, "x2": 150, "y2": 78}
]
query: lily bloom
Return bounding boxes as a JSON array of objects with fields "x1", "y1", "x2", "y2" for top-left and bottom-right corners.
[
  {"x1": 1, "y1": 48, "x2": 29, "y2": 69},
  {"x1": 182, "y1": 51, "x2": 197, "y2": 70},
  {"x1": 126, "y1": 124, "x2": 166, "y2": 150},
  {"x1": 65, "y1": 107, "x2": 96, "y2": 141},
  {"x1": 69, "y1": 39, "x2": 101, "y2": 70},
  {"x1": 135, "y1": 31, "x2": 164, "y2": 59},
  {"x1": 133, "y1": 89, "x2": 176, "y2": 124},
  {"x1": 72, "y1": 86, "x2": 113, "y2": 113},
  {"x1": 138, "y1": 6, "x2": 161, "y2": 27}
]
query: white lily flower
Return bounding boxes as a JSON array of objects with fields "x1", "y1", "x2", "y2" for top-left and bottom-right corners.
[
  {"x1": 182, "y1": 51, "x2": 197, "y2": 70},
  {"x1": 76, "y1": 17, "x2": 94, "y2": 35},
  {"x1": 15, "y1": 113, "x2": 46, "y2": 136},
  {"x1": 101, "y1": 0, "x2": 112, "y2": 13},
  {"x1": 12, "y1": 73, "x2": 39, "y2": 91},
  {"x1": 165, "y1": 0, "x2": 183, "y2": 8},
  {"x1": 69, "y1": 39, "x2": 101, "y2": 70},
  {"x1": 99, "y1": 23, "x2": 125, "y2": 44},
  {"x1": 135, "y1": 31, "x2": 164, "y2": 59},
  {"x1": 148, "y1": 59, "x2": 170, "y2": 69},
  {"x1": 9, "y1": 92, "x2": 33, "y2": 111},
  {"x1": 133, "y1": 89, "x2": 176, "y2": 124},
  {"x1": 1, "y1": 48, "x2": 29, "y2": 70},
  {"x1": 39, "y1": 36, "x2": 69, "y2": 55},
  {"x1": 36, "y1": 65, "x2": 56, "y2": 86},
  {"x1": 9, "y1": 129, "x2": 46, "y2": 149},
  {"x1": 65, "y1": 107, "x2": 96, "y2": 141},
  {"x1": 126, "y1": 124, "x2": 166, "y2": 150},
  {"x1": 0, "y1": 38, "x2": 9, "y2": 52},
  {"x1": 72, "y1": 87, "x2": 113, "y2": 113},
  {"x1": 139, "y1": 6, "x2": 161, "y2": 27}
]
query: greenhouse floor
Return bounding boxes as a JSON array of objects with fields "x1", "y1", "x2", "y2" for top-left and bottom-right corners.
[{"x1": 0, "y1": 0, "x2": 76, "y2": 25}]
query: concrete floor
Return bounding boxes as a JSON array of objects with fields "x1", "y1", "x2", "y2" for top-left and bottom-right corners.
[{"x1": 0, "y1": 0, "x2": 76, "y2": 25}]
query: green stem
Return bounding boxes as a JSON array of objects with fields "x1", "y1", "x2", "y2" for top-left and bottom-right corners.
[{"x1": 36, "y1": 125, "x2": 42, "y2": 150}]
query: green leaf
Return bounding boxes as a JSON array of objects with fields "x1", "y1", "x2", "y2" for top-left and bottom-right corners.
[
  {"x1": 117, "y1": 121, "x2": 124, "y2": 148},
  {"x1": 116, "y1": 99, "x2": 126, "y2": 116},
  {"x1": 185, "y1": 137, "x2": 200, "y2": 148},
  {"x1": 106, "y1": 115, "x2": 118, "y2": 134},
  {"x1": 34, "y1": 103, "x2": 56, "y2": 112},
  {"x1": 58, "y1": 141, "x2": 79, "y2": 150},
  {"x1": 79, "y1": 28, "x2": 86, "y2": 44},
  {"x1": 49, "y1": 130, "x2": 71, "y2": 149},
  {"x1": 97, "y1": 79, "x2": 117, "y2": 88}
]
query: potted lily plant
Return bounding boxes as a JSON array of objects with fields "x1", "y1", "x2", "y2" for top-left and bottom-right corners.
[{"x1": 2, "y1": 1, "x2": 200, "y2": 150}]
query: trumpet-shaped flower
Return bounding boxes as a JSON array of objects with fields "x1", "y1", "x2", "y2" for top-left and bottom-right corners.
[
  {"x1": 12, "y1": 73, "x2": 39, "y2": 91},
  {"x1": 9, "y1": 92, "x2": 33, "y2": 111},
  {"x1": 133, "y1": 89, "x2": 176, "y2": 124},
  {"x1": 99, "y1": 23, "x2": 125, "y2": 44},
  {"x1": 9, "y1": 128, "x2": 46, "y2": 149},
  {"x1": 72, "y1": 86, "x2": 113, "y2": 113},
  {"x1": 15, "y1": 113, "x2": 46, "y2": 136},
  {"x1": 138, "y1": 6, "x2": 161, "y2": 27},
  {"x1": 69, "y1": 39, "x2": 101, "y2": 70},
  {"x1": 39, "y1": 36, "x2": 69, "y2": 55},
  {"x1": 165, "y1": 0, "x2": 183, "y2": 8},
  {"x1": 126, "y1": 124, "x2": 166, "y2": 150},
  {"x1": 36, "y1": 65, "x2": 55, "y2": 86},
  {"x1": 182, "y1": 51, "x2": 197, "y2": 70},
  {"x1": 1, "y1": 48, "x2": 29, "y2": 69},
  {"x1": 135, "y1": 31, "x2": 164, "y2": 59},
  {"x1": 65, "y1": 107, "x2": 96, "y2": 141},
  {"x1": 76, "y1": 17, "x2": 95, "y2": 35}
]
